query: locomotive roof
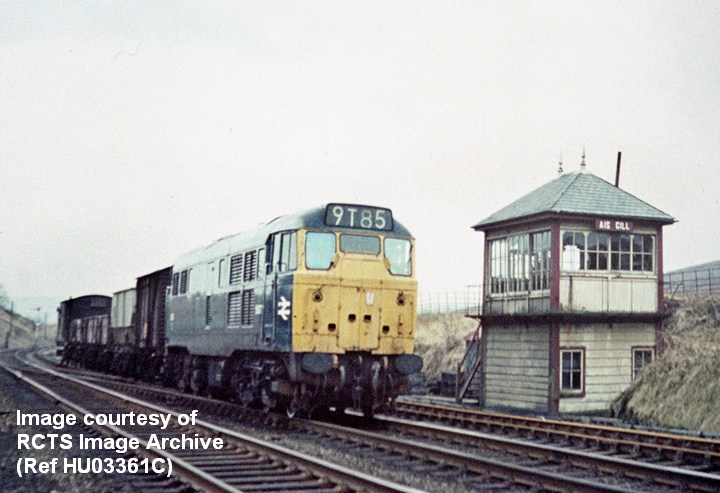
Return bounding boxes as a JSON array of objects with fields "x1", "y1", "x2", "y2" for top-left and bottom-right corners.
[{"x1": 174, "y1": 204, "x2": 413, "y2": 268}]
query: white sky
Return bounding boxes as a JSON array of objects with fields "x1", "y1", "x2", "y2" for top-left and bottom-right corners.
[{"x1": 1, "y1": 1, "x2": 719, "y2": 308}]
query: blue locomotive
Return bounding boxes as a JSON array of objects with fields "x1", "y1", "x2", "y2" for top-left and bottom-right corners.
[{"x1": 59, "y1": 203, "x2": 422, "y2": 416}]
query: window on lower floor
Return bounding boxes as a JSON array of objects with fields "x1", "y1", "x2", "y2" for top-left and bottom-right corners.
[
  {"x1": 560, "y1": 349, "x2": 584, "y2": 394},
  {"x1": 633, "y1": 348, "x2": 654, "y2": 380}
]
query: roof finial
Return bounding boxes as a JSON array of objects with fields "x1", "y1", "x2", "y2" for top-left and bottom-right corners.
[
  {"x1": 580, "y1": 147, "x2": 587, "y2": 172},
  {"x1": 557, "y1": 153, "x2": 564, "y2": 176}
]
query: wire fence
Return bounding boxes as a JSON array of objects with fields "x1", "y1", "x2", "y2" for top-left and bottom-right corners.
[
  {"x1": 664, "y1": 265, "x2": 720, "y2": 298},
  {"x1": 417, "y1": 287, "x2": 482, "y2": 315}
]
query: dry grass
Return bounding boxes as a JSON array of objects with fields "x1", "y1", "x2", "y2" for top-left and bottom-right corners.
[
  {"x1": 612, "y1": 295, "x2": 720, "y2": 433},
  {"x1": 414, "y1": 311, "x2": 477, "y2": 377}
]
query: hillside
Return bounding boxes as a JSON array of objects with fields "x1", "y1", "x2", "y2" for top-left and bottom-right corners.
[
  {"x1": 612, "y1": 295, "x2": 720, "y2": 434},
  {"x1": 414, "y1": 311, "x2": 477, "y2": 377},
  {"x1": 0, "y1": 307, "x2": 54, "y2": 349}
]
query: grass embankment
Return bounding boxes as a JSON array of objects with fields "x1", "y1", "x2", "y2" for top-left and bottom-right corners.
[
  {"x1": 414, "y1": 311, "x2": 477, "y2": 377},
  {"x1": 612, "y1": 295, "x2": 720, "y2": 434}
]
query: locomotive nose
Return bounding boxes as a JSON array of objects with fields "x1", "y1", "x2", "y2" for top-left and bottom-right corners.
[{"x1": 337, "y1": 287, "x2": 381, "y2": 351}]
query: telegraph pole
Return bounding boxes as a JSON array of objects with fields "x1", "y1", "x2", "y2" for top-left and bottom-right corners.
[{"x1": 4, "y1": 302, "x2": 14, "y2": 349}]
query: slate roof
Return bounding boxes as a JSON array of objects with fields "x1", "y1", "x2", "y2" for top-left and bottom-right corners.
[{"x1": 473, "y1": 170, "x2": 675, "y2": 230}]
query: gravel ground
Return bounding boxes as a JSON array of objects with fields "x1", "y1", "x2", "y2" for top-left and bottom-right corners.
[{"x1": 176, "y1": 405, "x2": 495, "y2": 493}]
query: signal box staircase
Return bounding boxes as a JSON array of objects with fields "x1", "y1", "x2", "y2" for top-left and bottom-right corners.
[{"x1": 455, "y1": 323, "x2": 482, "y2": 402}]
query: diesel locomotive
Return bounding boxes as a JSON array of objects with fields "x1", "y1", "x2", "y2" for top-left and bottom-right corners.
[{"x1": 58, "y1": 203, "x2": 422, "y2": 416}]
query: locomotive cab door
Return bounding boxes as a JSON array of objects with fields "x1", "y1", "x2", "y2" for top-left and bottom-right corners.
[
  {"x1": 261, "y1": 239, "x2": 276, "y2": 345},
  {"x1": 262, "y1": 232, "x2": 296, "y2": 348}
]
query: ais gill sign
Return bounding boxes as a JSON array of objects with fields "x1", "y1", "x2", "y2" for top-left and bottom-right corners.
[{"x1": 595, "y1": 219, "x2": 634, "y2": 232}]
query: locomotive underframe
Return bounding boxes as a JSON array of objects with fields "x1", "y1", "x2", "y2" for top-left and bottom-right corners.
[{"x1": 163, "y1": 347, "x2": 420, "y2": 416}]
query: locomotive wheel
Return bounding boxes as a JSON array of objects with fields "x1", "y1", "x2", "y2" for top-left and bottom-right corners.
[
  {"x1": 189, "y1": 358, "x2": 208, "y2": 395},
  {"x1": 285, "y1": 386, "x2": 301, "y2": 418},
  {"x1": 162, "y1": 353, "x2": 177, "y2": 387},
  {"x1": 362, "y1": 361, "x2": 382, "y2": 418},
  {"x1": 175, "y1": 354, "x2": 191, "y2": 393}
]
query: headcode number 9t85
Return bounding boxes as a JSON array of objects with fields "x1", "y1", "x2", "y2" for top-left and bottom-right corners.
[{"x1": 325, "y1": 204, "x2": 393, "y2": 231}]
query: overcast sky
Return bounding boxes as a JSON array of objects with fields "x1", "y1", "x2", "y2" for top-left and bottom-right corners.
[{"x1": 1, "y1": 2, "x2": 719, "y2": 314}]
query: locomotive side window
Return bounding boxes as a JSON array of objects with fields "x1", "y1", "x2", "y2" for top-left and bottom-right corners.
[
  {"x1": 218, "y1": 259, "x2": 226, "y2": 287},
  {"x1": 286, "y1": 232, "x2": 297, "y2": 271},
  {"x1": 272, "y1": 231, "x2": 297, "y2": 272},
  {"x1": 384, "y1": 238, "x2": 412, "y2": 276},
  {"x1": 305, "y1": 232, "x2": 336, "y2": 270},
  {"x1": 172, "y1": 272, "x2": 179, "y2": 295},
  {"x1": 340, "y1": 234, "x2": 380, "y2": 254}
]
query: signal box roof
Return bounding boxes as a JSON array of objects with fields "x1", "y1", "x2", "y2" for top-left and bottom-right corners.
[{"x1": 473, "y1": 170, "x2": 675, "y2": 230}]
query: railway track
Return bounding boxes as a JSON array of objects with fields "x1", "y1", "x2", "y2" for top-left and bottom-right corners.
[
  {"x1": 392, "y1": 398, "x2": 720, "y2": 470},
  {"x1": 3, "y1": 351, "x2": 420, "y2": 493},
  {"x1": 10, "y1": 350, "x2": 720, "y2": 492}
]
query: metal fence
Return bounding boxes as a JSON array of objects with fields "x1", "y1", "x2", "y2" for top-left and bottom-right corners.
[
  {"x1": 664, "y1": 266, "x2": 720, "y2": 298},
  {"x1": 417, "y1": 287, "x2": 482, "y2": 314}
]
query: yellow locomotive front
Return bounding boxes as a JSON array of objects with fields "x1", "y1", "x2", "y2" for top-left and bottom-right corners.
[
  {"x1": 293, "y1": 230, "x2": 416, "y2": 354},
  {"x1": 289, "y1": 204, "x2": 421, "y2": 415}
]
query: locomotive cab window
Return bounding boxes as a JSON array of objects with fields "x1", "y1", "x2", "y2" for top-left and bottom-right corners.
[
  {"x1": 384, "y1": 238, "x2": 412, "y2": 276},
  {"x1": 339, "y1": 234, "x2": 380, "y2": 254},
  {"x1": 305, "y1": 232, "x2": 336, "y2": 270}
]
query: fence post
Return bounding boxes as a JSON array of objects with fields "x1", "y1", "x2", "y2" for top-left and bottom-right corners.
[{"x1": 708, "y1": 269, "x2": 712, "y2": 295}]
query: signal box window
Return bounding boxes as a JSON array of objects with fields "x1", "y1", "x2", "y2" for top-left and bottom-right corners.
[
  {"x1": 306, "y1": 232, "x2": 336, "y2": 270},
  {"x1": 633, "y1": 348, "x2": 654, "y2": 380},
  {"x1": 384, "y1": 238, "x2": 412, "y2": 276},
  {"x1": 488, "y1": 232, "x2": 552, "y2": 294},
  {"x1": 562, "y1": 231, "x2": 654, "y2": 273},
  {"x1": 560, "y1": 349, "x2": 584, "y2": 395}
]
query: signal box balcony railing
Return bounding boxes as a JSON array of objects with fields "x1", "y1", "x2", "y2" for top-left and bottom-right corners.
[{"x1": 467, "y1": 275, "x2": 663, "y2": 321}]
